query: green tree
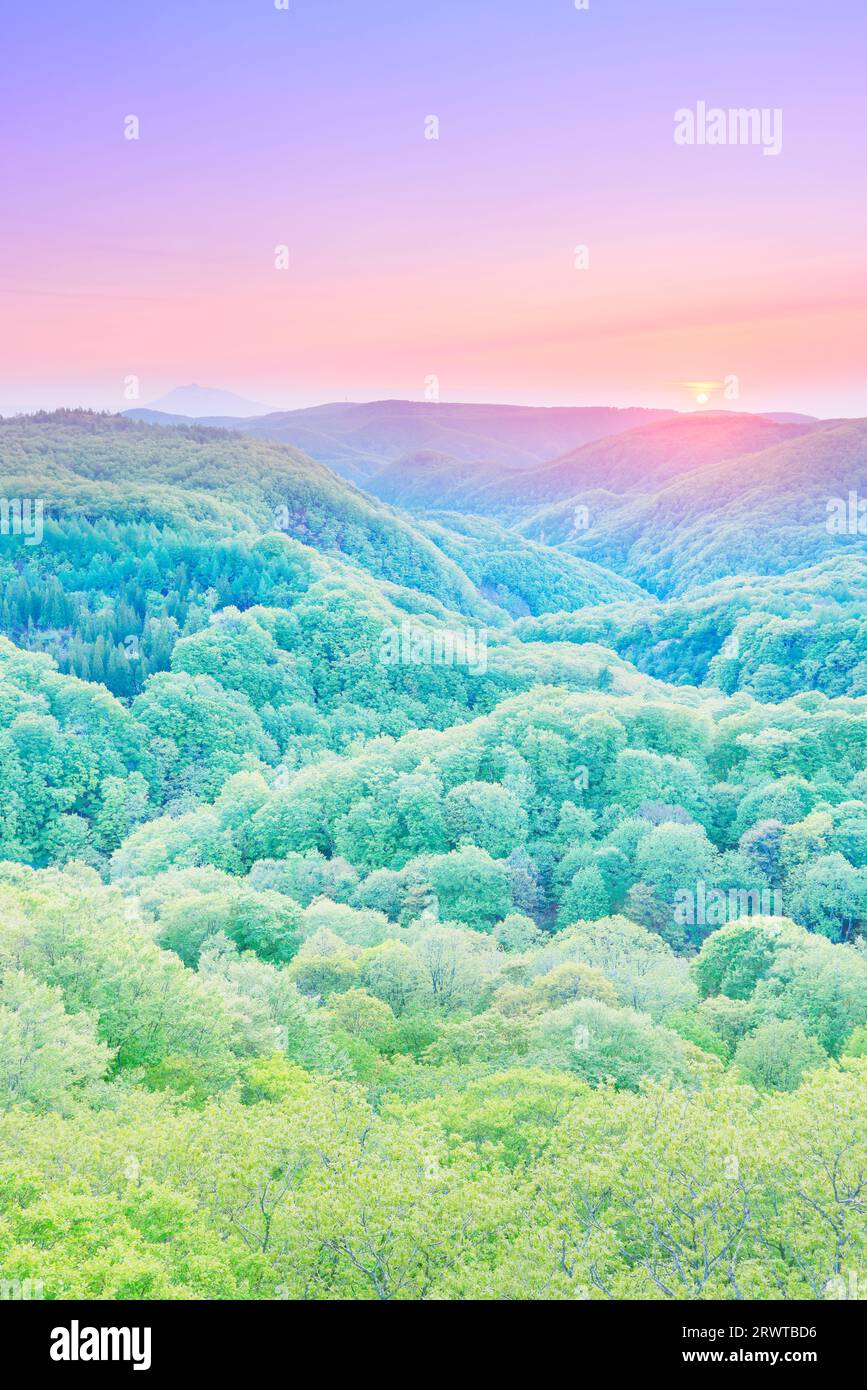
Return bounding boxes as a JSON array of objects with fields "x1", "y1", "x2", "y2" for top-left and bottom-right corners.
[{"x1": 734, "y1": 1020, "x2": 825, "y2": 1092}]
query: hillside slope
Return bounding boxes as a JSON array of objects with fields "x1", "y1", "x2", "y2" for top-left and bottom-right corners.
[
  {"x1": 519, "y1": 419, "x2": 867, "y2": 594},
  {"x1": 473, "y1": 413, "x2": 818, "y2": 519},
  {"x1": 0, "y1": 412, "x2": 500, "y2": 621},
  {"x1": 515, "y1": 555, "x2": 867, "y2": 696},
  {"x1": 128, "y1": 400, "x2": 678, "y2": 482},
  {"x1": 418, "y1": 512, "x2": 646, "y2": 617}
]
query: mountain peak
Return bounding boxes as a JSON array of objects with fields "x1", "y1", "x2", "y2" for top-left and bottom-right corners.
[{"x1": 144, "y1": 384, "x2": 274, "y2": 418}]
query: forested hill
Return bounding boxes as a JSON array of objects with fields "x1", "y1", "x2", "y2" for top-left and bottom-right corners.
[
  {"x1": 0, "y1": 413, "x2": 655, "y2": 690},
  {"x1": 517, "y1": 417, "x2": 867, "y2": 594},
  {"x1": 515, "y1": 556, "x2": 867, "y2": 698},
  {"x1": 468, "y1": 411, "x2": 819, "y2": 519},
  {"x1": 127, "y1": 399, "x2": 678, "y2": 483},
  {"x1": 0, "y1": 411, "x2": 492, "y2": 617},
  {"x1": 1, "y1": 407, "x2": 865, "y2": 1301}
]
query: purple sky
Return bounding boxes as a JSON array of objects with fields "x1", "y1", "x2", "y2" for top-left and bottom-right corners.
[{"x1": 2, "y1": 0, "x2": 865, "y2": 416}]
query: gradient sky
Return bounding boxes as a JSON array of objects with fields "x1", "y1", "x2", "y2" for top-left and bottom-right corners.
[{"x1": 2, "y1": 0, "x2": 866, "y2": 417}]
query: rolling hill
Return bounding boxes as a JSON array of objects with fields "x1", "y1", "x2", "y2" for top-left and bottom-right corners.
[
  {"x1": 0, "y1": 413, "x2": 645, "y2": 640},
  {"x1": 518, "y1": 418, "x2": 867, "y2": 596},
  {"x1": 469, "y1": 412, "x2": 819, "y2": 519},
  {"x1": 127, "y1": 400, "x2": 679, "y2": 484},
  {"x1": 417, "y1": 512, "x2": 646, "y2": 617},
  {"x1": 514, "y1": 555, "x2": 867, "y2": 695},
  {"x1": 364, "y1": 450, "x2": 515, "y2": 510},
  {"x1": 3, "y1": 399, "x2": 867, "y2": 1311},
  {"x1": 0, "y1": 412, "x2": 495, "y2": 621}
]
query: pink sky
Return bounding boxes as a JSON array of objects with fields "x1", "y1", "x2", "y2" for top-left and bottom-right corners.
[{"x1": 3, "y1": 0, "x2": 865, "y2": 417}]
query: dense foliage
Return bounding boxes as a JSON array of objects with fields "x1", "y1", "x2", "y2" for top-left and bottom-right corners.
[{"x1": 0, "y1": 412, "x2": 864, "y2": 1301}]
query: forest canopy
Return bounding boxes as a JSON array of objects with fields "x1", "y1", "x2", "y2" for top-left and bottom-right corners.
[{"x1": 0, "y1": 412, "x2": 864, "y2": 1301}]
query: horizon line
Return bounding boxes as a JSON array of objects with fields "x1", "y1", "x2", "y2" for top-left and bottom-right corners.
[{"x1": 2, "y1": 397, "x2": 855, "y2": 424}]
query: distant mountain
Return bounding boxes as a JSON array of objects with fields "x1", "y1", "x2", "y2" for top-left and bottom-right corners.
[
  {"x1": 125, "y1": 407, "x2": 253, "y2": 430},
  {"x1": 762, "y1": 411, "x2": 820, "y2": 425},
  {"x1": 126, "y1": 408, "x2": 208, "y2": 427},
  {"x1": 469, "y1": 413, "x2": 818, "y2": 519},
  {"x1": 126, "y1": 399, "x2": 679, "y2": 483},
  {"x1": 365, "y1": 450, "x2": 515, "y2": 510},
  {"x1": 519, "y1": 418, "x2": 867, "y2": 597},
  {"x1": 141, "y1": 385, "x2": 274, "y2": 418},
  {"x1": 238, "y1": 401, "x2": 680, "y2": 480}
]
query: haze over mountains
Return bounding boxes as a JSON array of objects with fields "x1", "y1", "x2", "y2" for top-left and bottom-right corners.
[
  {"x1": 7, "y1": 400, "x2": 866, "y2": 646},
  {"x1": 125, "y1": 393, "x2": 827, "y2": 509},
  {"x1": 426, "y1": 412, "x2": 821, "y2": 520},
  {"x1": 126, "y1": 397, "x2": 681, "y2": 484},
  {"x1": 7, "y1": 0, "x2": 867, "y2": 1313},
  {"x1": 105, "y1": 398, "x2": 867, "y2": 678},
  {"x1": 519, "y1": 417, "x2": 867, "y2": 595},
  {"x1": 143, "y1": 384, "x2": 276, "y2": 418}
]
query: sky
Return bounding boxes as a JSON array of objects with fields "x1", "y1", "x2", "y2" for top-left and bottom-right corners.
[{"x1": 2, "y1": 0, "x2": 865, "y2": 418}]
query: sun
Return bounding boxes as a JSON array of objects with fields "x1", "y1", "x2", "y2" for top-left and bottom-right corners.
[{"x1": 680, "y1": 380, "x2": 721, "y2": 408}]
